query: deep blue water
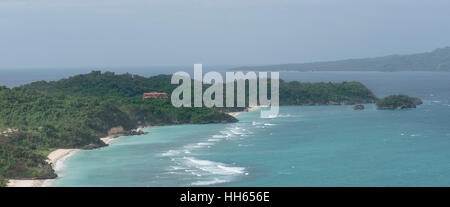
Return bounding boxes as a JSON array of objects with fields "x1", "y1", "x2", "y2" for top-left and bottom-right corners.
[{"x1": 36, "y1": 71, "x2": 450, "y2": 186}]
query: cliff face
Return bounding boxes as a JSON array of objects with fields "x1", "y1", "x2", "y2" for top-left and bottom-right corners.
[{"x1": 376, "y1": 95, "x2": 423, "y2": 110}]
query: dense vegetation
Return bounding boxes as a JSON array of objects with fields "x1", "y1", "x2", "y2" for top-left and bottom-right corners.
[
  {"x1": 0, "y1": 73, "x2": 237, "y2": 185},
  {"x1": 22, "y1": 71, "x2": 378, "y2": 106},
  {"x1": 0, "y1": 71, "x2": 378, "y2": 185},
  {"x1": 233, "y1": 47, "x2": 450, "y2": 72},
  {"x1": 22, "y1": 71, "x2": 176, "y2": 97},
  {"x1": 376, "y1": 95, "x2": 423, "y2": 110},
  {"x1": 279, "y1": 80, "x2": 377, "y2": 105}
]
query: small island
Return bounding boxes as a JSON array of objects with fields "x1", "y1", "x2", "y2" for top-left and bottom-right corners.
[{"x1": 376, "y1": 95, "x2": 423, "y2": 110}]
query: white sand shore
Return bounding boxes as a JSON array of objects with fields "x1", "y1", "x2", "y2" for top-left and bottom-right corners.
[
  {"x1": 227, "y1": 105, "x2": 267, "y2": 117},
  {"x1": 7, "y1": 129, "x2": 144, "y2": 187},
  {"x1": 5, "y1": 108, "x2": 257, "y2": 187},
  {"x1": 7, "y1": 149, "x2": 80, "y2": 187},
  {"x1": 6, "y1": 179, "x2": 46, "y2": 187},
  {"x1": 100, "y1": 135, "x2": 115, "y2": 145}
]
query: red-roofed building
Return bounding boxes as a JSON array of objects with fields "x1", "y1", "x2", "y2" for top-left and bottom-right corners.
[{"x1": 142, "y1": 92, "x2": 169, "y2": 100}]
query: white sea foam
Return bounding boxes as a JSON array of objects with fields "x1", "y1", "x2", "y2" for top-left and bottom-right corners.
[
  {"x1": 161, "y1": 150, "x2": 181, "y2": 157},
  {"x1": 218, "y1": 131, "x2": 233, "y2": 138},
  {"x1": 230, "y1": 127, "x2": 245, "y2": 135},
  {"x1": 41, "y1": 151, "x2": 78, "y2": 187},
  {"x1": 228, "y1": 126, "x2": 252, "y2": 137},
  {"x1": 208, "y1": 138, "x2": 221, "y2": 142},
  {"x1": 53, "y1": 150, "x2": 78, "y2": 175},
  {"x1": 183, "y1": 157, "x2": 246, "y2": 175},
  {"x1": 185, "y1": 157, "x2": 215, "y2": 165},
  {"x1": 252, "y1": 121, "x2": 263, "y2": 125},
  {"x1": 184, "y1": 144, "x2": 203, "y2": 149},
  {"x1": 170, "y1": 166, "x2": 186, "y2": 170},
  {"x1": 217, "y1": 165, "x2": 245, "y2": 174},
  {"x1": 197, "y1": 142, "x2": 214, "y2": 146},
  {"x1": 162, "y1": 125, "x2": 250, "y2": 186},
  {"x1": 191, "y1": 178, "x2": 228, "y2": 186},
  {"x1": 277, "y1": 114, "x2": 300, "y2": 118},
  {"x1": 184, "y1": 169, "x2": 202, "y2": 177}
]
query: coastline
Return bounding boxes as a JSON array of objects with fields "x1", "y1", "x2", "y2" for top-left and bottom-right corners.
[
  {"x1": 100, "y1": 135, "x2": 117, "y2": 145},
  {"x1": 227, "y1": 105, "x2": 266, "y2": 117},
  {"x1": 7, "y1": 149, "x2": 80, "y2": 187},
  {"x1": 7, "y1": 134, "x2": 118, "y2": 187},
  {"x1": 7, "y1": 125, "x2": 146, "y2": 187},
  {"x1": 6, "y1": 108, "x2": 261, "y2": 187}
]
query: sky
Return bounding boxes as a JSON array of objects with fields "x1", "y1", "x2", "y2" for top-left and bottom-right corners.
[{"x1": 1, "y1": 0, "x2": 450, "y2": 68}]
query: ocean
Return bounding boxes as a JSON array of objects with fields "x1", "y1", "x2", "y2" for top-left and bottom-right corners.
[
  {"x1": 39, "y1": 71, "x2": 450, "y2": 187},
  {"x1": 2, "y1": 69, "x2": 448, "y2": 186}
]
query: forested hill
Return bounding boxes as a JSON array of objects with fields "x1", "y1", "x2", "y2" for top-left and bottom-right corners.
[
  {"x1": 232, "y1": 47, "x2": 450, "y2": 72},
  {"x1": 21, "y1": 71, "x2": 175, "y2": 97},
  {"x1": 279, "y1": 80, "x2": 377, "y2": 105},
  {"x1": 20, "y1": 71, "x2": 378, "y2": 106},
  {"x1": 0, "y1": 71, "x2": 378, "y2": 186},
  {"x1": 0, "y1": 73, "x2": 237, "y2": 186}
]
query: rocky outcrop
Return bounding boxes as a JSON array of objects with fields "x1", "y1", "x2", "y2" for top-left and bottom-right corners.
[
  {"x1": 107, "y1": 126, "x2": 147, "y2": 137},
  {"x1": 353, "y1": 105, "x2": 365, "y2": 110},
  {"x1": 82, "y1": 142, "x2": 107, "y2": 150},
  {"x1": 128, "y1": 128, "x2": 147, "y2": 136},
  {"x1": 107, "y1": 126, "x2": 126, "y2": 136},
  {"x1": 376, "y1": 95, "x2": 423, "y2": 110}
]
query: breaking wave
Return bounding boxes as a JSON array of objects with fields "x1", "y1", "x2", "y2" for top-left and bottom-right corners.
[{"x1": 160, "y1": 124, "x2": 252, "y2": 186}]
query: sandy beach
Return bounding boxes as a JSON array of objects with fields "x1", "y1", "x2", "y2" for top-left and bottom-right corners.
[
  {"x1": 7, "y1": 149, "x2": 80, "y2": 187},
  {"x1": 6, "y1": 131, "x2": 138, "y2": 187},
  {"x1": 100, "y1": 135, "x2": 116, "y2": 145},
  {"x1": 6, "y1": 110, "x2": 255, "y2": 187}
]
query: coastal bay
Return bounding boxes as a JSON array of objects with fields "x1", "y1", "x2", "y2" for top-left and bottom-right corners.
[
  {"x1": 7, "y1": 106, "x2": 260, "y2": 187},
  {"x1": 45, "y1": 72, "x2": 450, "y2": 187},
  {"x1": 2, "y1": 71, "x2": 450, "y2": 186},
  {"x1": 7, "y1": 149, "x2": 79, "y2": 187}
]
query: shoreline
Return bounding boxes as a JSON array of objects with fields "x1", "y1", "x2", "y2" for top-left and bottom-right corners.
[
  {"x1": 227, "y1": 105, "x2": 266, "y2": 117},
  {"x1": 7, "y1": 125, "x2": 146, "y2": 187},
  {"x1": 6, "y1": 108, "x2": 260, "y2": 187},
  {"x1": 7, "y1": 149, "x2": 80, "y2": 187},
  {"x1": 7, "y1": 133, "x2": 120, "y2": 187}
]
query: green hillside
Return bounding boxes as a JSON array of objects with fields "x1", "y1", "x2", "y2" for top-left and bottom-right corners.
[{"x1": 0, "y1": 71, "x2": 378, "y2": 186}]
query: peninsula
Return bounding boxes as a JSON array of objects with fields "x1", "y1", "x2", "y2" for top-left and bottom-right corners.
[{"x1": 1, "y1": 71, "x2": 379, "y2": 186}]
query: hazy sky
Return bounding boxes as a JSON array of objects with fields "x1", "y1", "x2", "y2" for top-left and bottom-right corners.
[{"x1": 1, "y1": 0, "x2": 450, "y2": 68}]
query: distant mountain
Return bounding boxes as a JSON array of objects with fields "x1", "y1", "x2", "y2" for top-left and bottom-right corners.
[{"x1": 233, "y1": 47, "x2": 450, "y2": 72}]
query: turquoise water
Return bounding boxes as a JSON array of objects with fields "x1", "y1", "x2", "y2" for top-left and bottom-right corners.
[{"x1": 50, "y1": 72, "x2": 450, "y2": 186}]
